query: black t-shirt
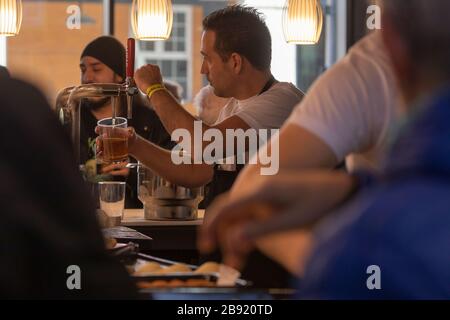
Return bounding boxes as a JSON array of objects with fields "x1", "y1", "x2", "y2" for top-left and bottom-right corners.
[{"x1": 79, "y1": 99, "x2": 174, "y2": 208}]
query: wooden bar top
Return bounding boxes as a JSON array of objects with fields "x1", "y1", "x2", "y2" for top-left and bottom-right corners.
[{"x1": 121, "y1": 209, "x2": 205, "y2": 227}]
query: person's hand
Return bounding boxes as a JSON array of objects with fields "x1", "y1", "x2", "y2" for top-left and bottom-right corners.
[
  {"x1": 99, "y1": 161, "x2": 130, "y2": 177},
  {"x1": 199, "y1": 192, "x2": 276, "y2": 270},
  {"x1": 134, "y1": 64, "x2": 164, "y2": 94},
  {"x1": 198, "y1": 171, "x2": 358, "y2": 270},
  {"x1": 95, "y1": 126, "x2": 138, "y2": 159},
  {"x1": 198, "y1": 174, "x2": 281, "y2": 270}
]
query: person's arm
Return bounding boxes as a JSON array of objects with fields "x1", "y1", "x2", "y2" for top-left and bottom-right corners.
[
  {"x1": 199, "y1": 171, "x2": 358, "y2": 269},
  {"x1": 134, "y1": 65, "x2": 252, "y2": 152},
  {"x1": 254, "y1": 230, "x2": 313, "y2": 277},
  {"x1": 130, "y1": 134, "x2": 214, "y2": 188},
  {"x1": 231, "y1": 123, "x2": 338, "y2": 196},
  {"x1": 96, "y1": 126, "x2": 214, "y2": 188},
  {"x1": 232, "y1": 40, "x2": 391, "y2": 195}
]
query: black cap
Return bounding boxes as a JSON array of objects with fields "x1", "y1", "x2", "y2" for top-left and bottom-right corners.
[{"x1": 81, "y1": 36, "x2": 126, "y2": 79}]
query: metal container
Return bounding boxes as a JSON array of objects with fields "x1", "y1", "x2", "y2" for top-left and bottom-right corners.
[{"x1": 137, "y1": 163, "x2": 204, "y2": 220}]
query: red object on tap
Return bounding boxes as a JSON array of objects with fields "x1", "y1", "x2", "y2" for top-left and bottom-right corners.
[
  {"x1": 126, "y1": 38, "x2": 135, "y2": 78},
  {"x1": 126, "y1": 38, "x2": 136, "y2": 119}
]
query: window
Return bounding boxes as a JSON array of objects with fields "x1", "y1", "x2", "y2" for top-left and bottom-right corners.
[
  {"x1": 4, "y1": 0, "x2": 104, "y2": 103},
  {"x1": 4, "y1": 1, "x2": 223, "y2": 105},
  {"x1": 297, "y1": 0, "x2": 347, "y2": 91},
  {"x1": 136, "y1": 6, "x2": 193, "y2": 101},
  {"x1": 3, "y1": 1, "x2": 347, "y2": 104},
  {"x1": 244, "y1": 0, "x2": 346, "y2": 92}
]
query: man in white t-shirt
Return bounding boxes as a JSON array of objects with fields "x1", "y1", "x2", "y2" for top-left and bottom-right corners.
[{"x1": 112, "y1": 5, "x2": 303, "y2": 207}]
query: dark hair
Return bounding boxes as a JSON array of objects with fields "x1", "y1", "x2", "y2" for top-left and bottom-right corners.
[{"x1": 202, "y1": 5, "x2": 272, "y2": 71}]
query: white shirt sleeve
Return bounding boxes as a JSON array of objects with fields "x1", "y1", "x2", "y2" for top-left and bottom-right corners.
[{"x1": 287, "y1": 32, "x2": 395, "y2": 163}]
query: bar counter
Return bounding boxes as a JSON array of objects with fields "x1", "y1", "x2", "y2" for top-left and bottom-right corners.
[
  {"x1": 119, "y1": 209, "x2": 205, "y2": 264},
  {"x1": 122, "y1": 209, "x2": 205, "y2": 227}
]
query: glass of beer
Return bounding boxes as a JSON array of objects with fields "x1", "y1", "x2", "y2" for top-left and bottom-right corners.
[{"x1": 97, "y1": 117, "x2": 128, "y2": 164}]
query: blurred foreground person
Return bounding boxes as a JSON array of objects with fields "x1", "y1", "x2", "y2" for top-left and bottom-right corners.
[
  {"x1": 201, "y1": 0, "x2": 450, "y2": 299},
  {"x1": 0, "y1": 75, "x2": 136, "y2": 299}
]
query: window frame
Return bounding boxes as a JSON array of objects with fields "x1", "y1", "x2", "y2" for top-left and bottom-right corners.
[{"x1": 135, "y1": 5, "x2": 193, "y2": 101}]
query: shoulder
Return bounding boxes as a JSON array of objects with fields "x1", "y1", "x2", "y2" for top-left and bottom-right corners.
[
  {"x1": 295, "y1": 32, "x2": 396, "y2": 115},
  {"x1": 247, "y1": 82, "x2": 304, "y2": 110},
  {"x1": 265, "y1": 82, "x2": 304, "y2": 100},
  {"x1": 343, "y1": 31, "x2": 392, "y2": 78},
  {"x1": 251, "y1": 82, "x2": 305, "y2": 115}
]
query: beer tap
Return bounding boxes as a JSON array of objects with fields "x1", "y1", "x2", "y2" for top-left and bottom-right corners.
[{"x1": 125, "y1": 38, "x2": 137, "y2": 119}]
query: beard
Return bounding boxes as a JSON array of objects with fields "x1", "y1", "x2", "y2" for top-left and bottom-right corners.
[{"x1": 82, "y1": 97, "x2": 110, "y2": 111}]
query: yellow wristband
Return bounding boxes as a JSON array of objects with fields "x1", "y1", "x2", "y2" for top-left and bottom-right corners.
[
  {"x1": 147, "y1": 87, "x2": 167, "y2": 100},
  {"x1": 145, "y1": 84, "x2": 165, "y2": 96}
]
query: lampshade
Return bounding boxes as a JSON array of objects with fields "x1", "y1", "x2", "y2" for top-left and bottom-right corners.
[
  {"x1": 131, "y1": 0, "x2": 173, "y2": 41},
  {"x1": 0, "y1": 0, "x2": 22, "y2": 36},
  {"x1": 282, "y1": 0, "x2": 323, "y2": 45}
]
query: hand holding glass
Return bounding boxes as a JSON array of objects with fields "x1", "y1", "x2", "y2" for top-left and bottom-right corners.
[{"x1": 97, "y1": 117, "x2": 128, "y2": 164}]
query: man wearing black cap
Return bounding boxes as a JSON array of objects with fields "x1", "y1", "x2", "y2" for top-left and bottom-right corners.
[{"x1": 79, "y1": 36, "x2": 173, "y2": 208}]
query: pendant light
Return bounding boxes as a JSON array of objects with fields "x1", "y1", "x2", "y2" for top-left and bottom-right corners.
[
  {"x1": 131, "y1": 0, "x2": 173, "y2": 41},
  {"x1": 0, "y1": 0, "x2": 22, "y2": 36},
  {"x1": 282, "y1": 0, "x2": 323, "y2": 45}
]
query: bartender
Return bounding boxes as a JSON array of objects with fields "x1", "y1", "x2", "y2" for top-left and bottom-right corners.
[
  {"x1": 108, "y1": 5, "x2": 303, "y2": 208},
  {"x1": 77, "y1": 36, "x2": 173, "y2": 208}
]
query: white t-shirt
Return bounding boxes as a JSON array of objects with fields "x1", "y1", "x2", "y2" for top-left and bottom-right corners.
[
  {"x1": 214, "y1": 82, "x2": 304, "y2": 130},
  {"x1": 287, "y1": 31, "x2": 400, "y2": 172}
]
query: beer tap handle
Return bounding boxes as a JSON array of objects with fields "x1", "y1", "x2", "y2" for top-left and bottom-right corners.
[
  {"x1": 126, "y1": 38, "x2": 136, "y2": 119},
  {"x1": 126, "y1": 38, "x2": 135, "y2": 80}
]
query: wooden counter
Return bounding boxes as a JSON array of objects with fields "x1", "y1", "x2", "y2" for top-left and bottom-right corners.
[{"x1": 121, "y1": 209, "x2": 205, "y2": 227}]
